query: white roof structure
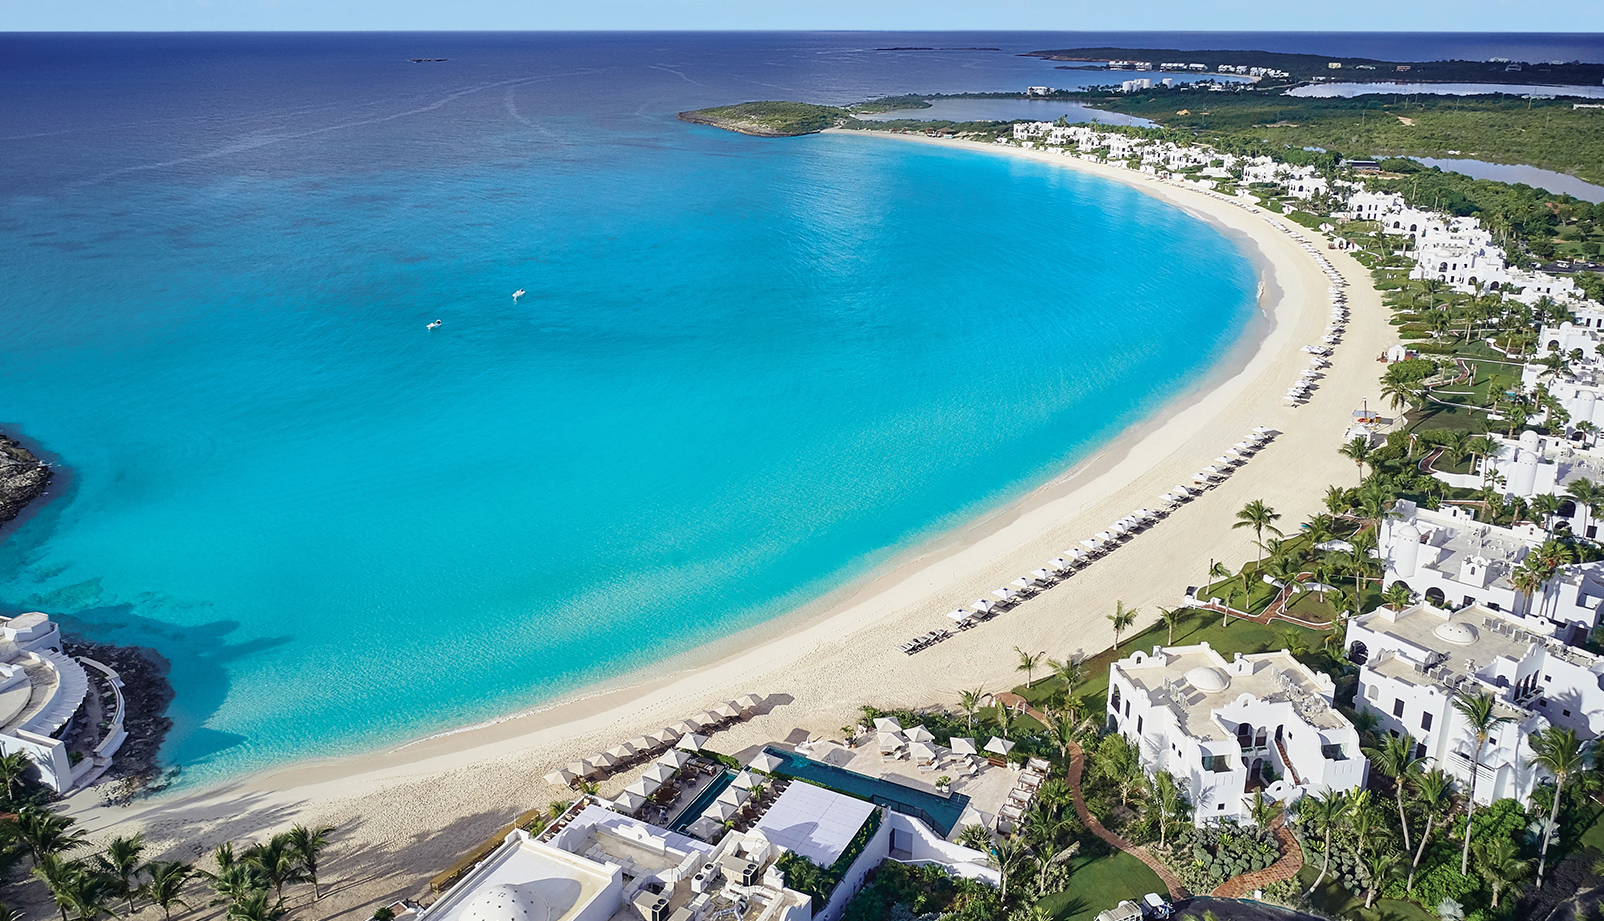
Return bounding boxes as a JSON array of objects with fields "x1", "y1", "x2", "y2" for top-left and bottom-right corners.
[
  {"x1": 950, "y1": 737, "x2": 978, "y2": 755},
  {"x1": 0, "y1": 612, "x2": 106, "y2": 794},
  {"x1": 752, "y1": 782, "x2": 877, "y2": 867},
  {"x1": 677, "y1": 733, "x2": 709, "y2": 752},
  {"x1": 419, "y1": 827, "x2": 620, "y2": 921},
  {"x1": 749, "y1": 751, "x2": 784, "y2": 773},
  {"x1": 872, "y1": 717, "x2": 902, "y2": 733},
  {"x1": 984, "y1": 737, "x2": 1014, "y2": 755}
]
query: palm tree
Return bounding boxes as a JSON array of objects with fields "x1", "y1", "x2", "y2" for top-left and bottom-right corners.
[
  {"x1": 1234, "y1": 499, "x2": 1284, "y2": 565},
  {"x1": 1362, "y1": 851, "x2": 1402, "y2": 909},
  {"x1": 988, "y1": 834, "x2": 1031, "y2": 903},
  {"x1": 1303, "y1": 787, "x2": 1350, "y2": 895},
  {"x1": 139, "y1": 861, "x2": 195, "y2": 921},
  {"x1": 1528, "y1": 726, "x2": 1589, "y2": 887},
  {"x1": 957, "y1": 687, "x2": 987, "y2": 731},
  {"x1": 1107, "y1": 601, "x2": 1137, "y2": 649},
  {"x1": 1512, "y1": 559, "x2": 1548, "y2": 619},
  {"x1": 1152, "y1": 770, "x2": 1184, "y2": 848},
  {"x1": 992, "y1": 702, "x2": 1016, "y2": 741},
  {"x1": 1246, "y1": 790, "x2": 1277, "y2": 833},
  {"x1": 96, "y1": 833, "x2": 145, "y2": 913},
  {"x1": 1364, "y1": 732, "x2": 1424, "y2": 852},
  {"x1": 286, "y1": 823, "x2": 335, "y2": 900},
  {"x1": 1013, "y1": 647, "x2": 1045, "y2": 688},
  {"x1": 1158, "y1": 607, "x2": 1185, "y2": 645},
  {"x1": 1453, "y1": 690, "x2": 1513, "y2": 875},
  {"x1": 13, "y1": 806, "x2": 89, "y2": 867},
  {"x1": 33, "y1": 855, "x2": 118, "y2": 921},
  {"x1": 1340, "y1": 436, "x2": 1373, "y2": 485},
  {"x1": 1407, "y1": 769, "x2": 1452, "y2": 891},
  {"x1": 1046, "y1": 656, "x2": 1085, "y2": 709},
  {"x1": 1044, "y1": 708, "x2": 1092, "y2": 764},
  {"x1": 247, "y1": 833, "x2": 309, "y2": 902},
  {"x1": 0, "y1": 751, "x2": 34, "y2": 805},
  {"x1": 1382, "y1": 581, "x2": 1415, "y2": 611},
  {"x1": 1466, "y1": 434, "x2": 1499, "y2": 487},
  {"x1": 1531, "y1": 493, "x2": 1563, "y2": 536},
  {"x1": 226, "y1": 890, "x2": 288, "y2": 921},
  {"x1": 1324, "y1": 485, "x2": 1352, "y2": 517},
  {"x1": 1475, "y1": 836, "x2": 1530, "y2": 909}
]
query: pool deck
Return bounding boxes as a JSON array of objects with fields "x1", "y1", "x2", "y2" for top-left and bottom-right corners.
[{"x1": 792, "y1": 739, "x2": 1018, "y2": 835}]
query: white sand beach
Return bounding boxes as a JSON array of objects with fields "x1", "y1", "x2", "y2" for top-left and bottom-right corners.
[{"x1": 63, "y1": 131, "x2": 1398, "y2": 919}]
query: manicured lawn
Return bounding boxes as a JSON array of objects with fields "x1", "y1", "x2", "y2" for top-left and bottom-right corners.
[
  {"x1": 1015, "y1": 606, "x2": 1334, "y2": 712},
  {"x1": 1037, "y1": 851, "x2": 1166, "y2": 921},
  {"x1": 1296, "y1": 865, "x2": 1439, "y2": 921},
  {"x1": 1577, "y1": 804, "x2": 1604, "y2": 853}
]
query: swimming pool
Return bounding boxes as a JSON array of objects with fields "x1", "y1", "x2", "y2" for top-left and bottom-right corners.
[
  {"x1": 668, "y1": 768, "x2": 734, "y2": 832},
  {"x1": 762, "y1": 746, "x2": 971, "y2": 836}
]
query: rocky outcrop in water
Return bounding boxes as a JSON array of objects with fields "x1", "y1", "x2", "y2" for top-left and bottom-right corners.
[
  {"x1": 63, "y1": 639, "x2": 177, "y2": 803},
  {"x1": 0, "y1": 432, "x2": 52, "y2": 527}
]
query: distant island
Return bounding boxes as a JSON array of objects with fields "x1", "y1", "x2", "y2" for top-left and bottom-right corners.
[
  {"x1": 1025, "y1": 46, "x2": 1604, "y2": 87},
  {"x1": 678, "y1": 101, "x2": 852, "y2": 137}
]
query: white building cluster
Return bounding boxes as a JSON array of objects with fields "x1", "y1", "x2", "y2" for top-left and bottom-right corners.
[
  {"x1": 1378, "y1": 498, "x2": 1604, "y2": 644},
  {"x1": 0, "y1": 612, "x2": 128, "y2": 794},
  {"x1": 1346, "y1": 601, "x2": 1604, "y2": 806},
  {"x1": 1106, "y1": 642, "x2": 1367, "y2": 824}
]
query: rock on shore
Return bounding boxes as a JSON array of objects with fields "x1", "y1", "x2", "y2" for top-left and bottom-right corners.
[
  {"x1": 0, "y1": 431, "x2": 52, "y2": 527},
  {"x1": 64, "y1": 638, "x2": 177, "y2": 802}
]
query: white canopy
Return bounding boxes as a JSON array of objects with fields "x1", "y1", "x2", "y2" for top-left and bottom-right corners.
[
  {"x1": 687, "y1": 817, "x2": 723, "y2": 839},
  {"x1": 973, "y1": 598, "x2": 996, "y2": 613},
  {"x1": 910, "y1": 741, "x2": 940, "y2": 762},
  {"x1": 716, "y1": 785, "x2": 748, "y2": 807},
  {"x1": 993, "y1": 587, "x2": 1018, "y2": 600},
  {"x1": 1031, "y1": 568, "x2": 1054, "y2": 582},
  {"x1": 695, "y1": 710, "x2": 724, "y2": 726},
  {"x1": 590, "y1": 751, "x2": 619, "y2": 768},
  {"x1": 1049, "y1": 557, "x2": 1072, "y2": 572},
  {"x1": 677, "y1": 733, "x2": 709, "y2": 752},
  {"x1": 873, "y1": 716, "x2": 903, "y2": 733},
  {"x1": 671, "y1": 718, "x2": 705, "y2": 734},
  {"x1": 1079, "y1": 539, "x2": 1101, "y2": 551},
  {"x1": 624, "y1": 776, "x2": 661, "y2": 796},
  {"x1": 613, "y1": 791, "x2": 647, "y2": 812},
  {"x1": 707, "y1": 800, "x2": 740, "y2": 822},
  {"x1": 946, "y1": 608, "x2": 975, "y2": 624},
  {"x1": 1011, "y1": 577, "x2": 1034, "y2": 590},
  {"x1": 1173, "y1": 485, "x2": 1193, "y2": 496},
  {"x1": 650, "y1": 728, "x2": 680, "y2": 745},
  {"x1": 715, "y1": 703, "x2": 742, "y2": 720},
  {"x1": 1095, "y1": 531, "x2": 1115, "y2": 543},
  {"x1": 950, "y1": 737, "x2": 978, "y2": 755},
  {"x1": 878, "y1": 731, "x2": 906, "y2": 752},
  {"x1": 749, "y1": 751, "x2": 785, "y2": 773},
  {"x1": 643, "y1": 763, "x2": 677, "y2": 784},
  {"x1": 627, "y1": 736, "x2": 656, "y2": 754},
  {"x1": 606, "y1": 742, "x2": 637, "y2": 761},
  {"x1": 544, "y1": 768, "x2": 576, "y2": 786},
  {"x1": 906, "y1": 725, "x2": 935, "y2": 743},
  {"x1": 736, "y1": 694, "x2": 764, "y2": 712},
  {"x1": 985, "y1": 737, "x2": 1016, "y2": 756},
  {"x1": 567, "y1": 759, "x2": 597, "y2": 778},
  {"x1": 731, "y1": 770, "x2": 760, "y2": 789},
  {"x1": 657, "y1": 749, "x2": 694, "y2": 770}
]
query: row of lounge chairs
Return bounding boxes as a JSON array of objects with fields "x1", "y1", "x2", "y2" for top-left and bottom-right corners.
[{"x1": 898, "y1": 628, "x2": 953, "y2": 655}]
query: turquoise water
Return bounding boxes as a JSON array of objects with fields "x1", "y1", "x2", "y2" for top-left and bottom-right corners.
[
  {"x1": 762, "y1": 746, "x2": 971, "y2": 835},
  {"x1": 0, "y1": 35, "x2": 1257, "y2": 786}
]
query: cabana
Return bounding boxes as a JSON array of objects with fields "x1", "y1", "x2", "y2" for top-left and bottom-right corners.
[
  {"x1": 642, "y1": 763, "x2": 677, "y2": 784},
  {"x1": 950, "y1": 737, "x2": 979, "y2": 756},
  {"x1": 677, "y1": 733, "x2": 710, "y2": 752},
  {"x1": 985, "y1": 737, "x2": 1016, "y2": 757},
  {"x1": 624, "y1": 776, "x2": 661, "y2": 797},
  {"x1": 613, "y1": 791, "x2": 647, "y2": 813},
  {"x1": 657, "y1": 750, "x2": 694, "y2": 770},
  {"x1": 905, "y1": 725, "x2": 935, "y2": 743},
  {"x1": 749, "y1": 751, "x2": 785, "y2": 773},
  {"x1": 544, "y1": 767, "x2": 577, "y2": 787},
  {"x1": 873, "y1": 716, "x2": 903, "y2": 733},
  {"x1": 731, "y1": 770, "x2": 760, "y2": 789},
  {"x1": 736, "y1": 694, "x2": 764, "y2": 713}
]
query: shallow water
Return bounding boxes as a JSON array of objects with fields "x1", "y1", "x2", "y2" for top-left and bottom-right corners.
[
  {"x1": 1409, "y1": 157, "x2": 1604, "y2": 203},
  {"x1": 2, "y1": 33, "x2": 1260, "y2": 785}
]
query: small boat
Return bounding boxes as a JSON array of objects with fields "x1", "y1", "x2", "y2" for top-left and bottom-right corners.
[
  {"x1": 426, "y1": 319, "x2": 442, "y2": 330},
  {"x1": 512, "y1": 289, "x2": 526, "y2": 301}
]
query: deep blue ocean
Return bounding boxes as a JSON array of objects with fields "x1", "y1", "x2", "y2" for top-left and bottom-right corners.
[{"x1": 0, "y1": 32, "x2": 1592, "y2": 785}]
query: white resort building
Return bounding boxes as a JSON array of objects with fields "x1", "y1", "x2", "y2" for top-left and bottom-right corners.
[
  {"x1": 0, "y1": 612, "x2": 128, "y2": 793},
  {"x1": 1345, "y1": 601, "x2": 1604, "y2": 806},
  {"x1": 1378, "y1": 499, "x2": 1604, "y2": 644},
  {"x1": 411, "y1": 781, "x2": 996, "y2": 921},
  {"x1": 1106, "y1": 642, "x2": 1367, "y2": 823}
]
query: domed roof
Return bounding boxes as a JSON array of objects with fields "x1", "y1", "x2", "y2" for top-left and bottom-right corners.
[
  {"x1": 1433, "y1": 621, "x2": 1477, "y2": 646},
  {"x1": 461, "y1": 884, "x2": 552, "y2": 921},
  {"x1": 1394, "y1": 521, "x2": 1421, "y2": 541},
  {"x1": 1185, "y1": 666, "x2": 1230, "y2": 692}
]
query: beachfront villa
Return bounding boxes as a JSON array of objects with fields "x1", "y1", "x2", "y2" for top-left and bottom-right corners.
[
  {"x1": 1106, "y1": 643, "x2": 1367, "y2": 823},
  {"x1": 0, "y1": 612, "x2": 127, "y2": 793},
  {"x1": 416, "y1": 768, "x2": 997, "y2": 921},
  {"x1": 1345, "y1": 601, "x2": 1604, "y2": 805},
  {"x1": 1378, "y1": 499, "x2": 1604, "y2": 643}
]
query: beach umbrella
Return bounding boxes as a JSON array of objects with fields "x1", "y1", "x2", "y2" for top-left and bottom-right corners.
[
  {"x1": 1173, "y1": 484, "x2": 1193, "y2": 496},
  {"x1": 1030, "y1": 568, "x2": 1054, "y2": 583},
  {"x1": 1011, "y1": 577, "x2": 1034, "y2": 590},
  {"x1": 1159, "y1": 493, "x2": 1177, "y2": 506},
  {"x1": 1079, "y1": 539, "x2": 1100, "y2": 552},
  {"x1": 1067, "y1": 548, "x2": 1089, "y2": 562},
  {"x1": 605, "y1": 743, "x2": 637, "y2": 763},
  {"x1": 985, "y1": 737, "x2": 1016, "y2": 756},
  {"x1": 613, "y1": 791, "x2": 647, "y2": 813},
  {"x1": 736, "y1": 694, "x2": 764, "y2": 713},
  {"x1": 993, "y1": 587, "x2": 1017, "y2": 600},
  {"x1": 950, "y1": 737, "x2": 979, "y2": 756},
  {"x1": 695, "y1": 709, "x2": 724, "y2": 726},
  {"x1": 906, "y1": 725, "x2": 935, "y2": 743},
  {"x1": 672, "y1": 718, "x2": 705, "y2": 734},
  {"x1": 657, "y1": 750, "x2": 694, "y2": 770},
  {"x1": 946, "y1": 608, "x2": 973, "y2": 624},
  {"x1": 544, "y1": 767, "x2": 577, "y2": 787},
  {"x1": 973, "y1": 599, "x2": 996, "y2": 613},
  {"x1": 707, "y1": 800, "x2": 740, "y2": 822},
  {"x1": 649, "y1": 728, "x2": 680, "y2": 747},
  {"x1": 1049, "y1": 557, "x2": 1072, "y2": 572},
  {"x1": 1233, "y1": 441, "x2": 1253, "y2": 451},
  {"x1": 749, "y1": 751, "x2": 784, "y2": 773},
  {"x1": 731, "y1": 770, "x2": 759, "y2": 789},
  {"x1": 715, "y1": 703, "x2": 741, "y2": 720},
  {"x1": 627, "y1": 736, "x2": 656, "y2": 754},
  {"x1": 716, "y1": 785, "x2": 748, "y2": 807},
  {"x1": 643, "y1": 763, "x2": 676, "y2": 784},
  {"x1": 909, "y1": 741, "x2": 940, "y2": 763},
  {"x1": 878, "y1": 731, "x2": 906, "y2": 752},
  {"x1": 687, "y1": 817, "x2": 723, "y2": 840},
  {"x1": 1095, "y1": 531, "x2": 1115, "y2": 543},
  {"x1": 677, "y1": 733, "x2": 709, "y2": 752},
  {"x1": 590, "y1": 751, "x2": 619, "y2": 769},
  {"x1": 873, "y1": 716, "x2": 903, "y2": 733},
  {"x1": 567, "y1": 759, "x2": 598, "y2": 778},
  {"x1": 625, "y1": 776, "x2": 661, "y2": 797},
  {"x1": 1253, "y1": 426, "x2": 1272, "y2": 435}
]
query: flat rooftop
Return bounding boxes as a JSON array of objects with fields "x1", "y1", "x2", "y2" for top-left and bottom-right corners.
[
  {"x1": 753, "y1": 781, "x2": 876, "y2": 867},
  {"x1": 426, "y1": 831, "x2": 616, "y2": 921},
  {"x1": 1116, "y1": 648, "x2": 1346, "y2": 741}
]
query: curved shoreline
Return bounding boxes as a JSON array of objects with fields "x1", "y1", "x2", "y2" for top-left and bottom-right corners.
[{"x1": 66, "y1": 133, "x2": 1396, "y2": 919}]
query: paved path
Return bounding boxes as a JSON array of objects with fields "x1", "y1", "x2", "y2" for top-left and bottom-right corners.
[
  {"x1": 1211, "y1": 814, "x2": 1304, "y2": 898},
  {"x1": 994, "y1": 693, "x2": 1190, "y2": 900}
]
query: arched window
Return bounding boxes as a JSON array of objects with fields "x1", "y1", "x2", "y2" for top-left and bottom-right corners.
[
  {"x1": 1425, "y1": 587, "x2": 1445, "y2": 606},
  {"x1": 1550, "y1": 340, "x2": 1562, "y2": 351},
  {"x1": 1110, "y1": 685, "x2": 1121, "y2": 713},
  {"x1": 1348, "y1": 640, "x2": 1369, "y2": 665},
  {"x1": 1410, "y1": 224, "x2": 1418, "y2": 232},
  {"x1": 1237, "y1": 723, "x2": 1253, "y2": 748},
  {"x1": 1559, "y1": 500, "x2": 1577, "y2": 518},
  {"x1": 1439, "y1": 262, "x2": 1449, "y2": 272}
]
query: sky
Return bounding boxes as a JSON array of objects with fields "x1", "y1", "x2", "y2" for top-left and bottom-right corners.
[{"x1": 3, "y1": 0, "x2": 1603, "y2": 33}]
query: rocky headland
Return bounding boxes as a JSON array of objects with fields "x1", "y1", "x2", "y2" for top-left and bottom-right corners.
[
  {"x1": 0, "y1": 431, "x2": 52, "y2": 527},
  {"x1": 63, "y1": 638, "x2": 177, "y2": 802}
]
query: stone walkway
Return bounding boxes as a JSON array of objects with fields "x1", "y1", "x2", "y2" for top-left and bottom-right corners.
[
  {"x1": 1211, "y1": 814, "x2": 1304, "y2": 898},
  {"x1": 994, "y1": 692, "x2": 1189, "y2": 900}
]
